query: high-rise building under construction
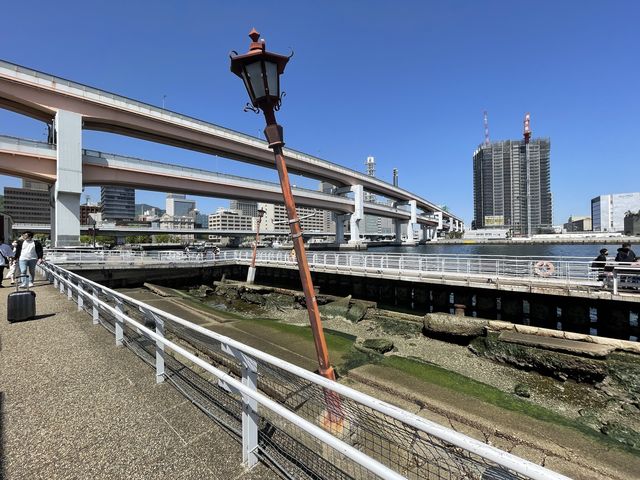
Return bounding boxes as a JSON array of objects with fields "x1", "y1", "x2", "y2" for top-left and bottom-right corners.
[{"x1": 473, "y1": 138, "x2": 552, "y2": 235}]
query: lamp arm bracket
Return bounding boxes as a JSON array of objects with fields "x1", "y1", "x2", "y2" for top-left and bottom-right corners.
[{"x1": 243, "y1": 103, "x2": 260, "y2": 114}]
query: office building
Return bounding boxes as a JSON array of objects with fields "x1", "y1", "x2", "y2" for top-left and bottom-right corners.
[
  {"x1": 80, "y1": 204, "x2": 101, "y2": 225},
  {"x1": 563, "y1": 216, "x2": 592, "y2": 232},
  {"x1": 473, "y1": 138, "x2": 552, "y2": 235},
  {"x1": 166, "y1": 193, "x2": 196, "y2": 217},
  {"x1": 101, "y1": 186, "x2": 135, "y2": 221},
  {"x1": 4, "y1": 180, "x2": 51, "y2": 224},
  {"x1": 591, "y1": 192, "x2": 640, "y2": 232},
  {"x1": 229, "y1": 200, "x2": 258, "y2": 218},
  {"x1": 208, "y1": 208, "x2": 253, "y2": 244},
  {"x1": 259, "y1": 203, "x2": 327, "y2": 233},
  {"x1": 135, "y1": 203, "x2": 165, "y2": 217}
]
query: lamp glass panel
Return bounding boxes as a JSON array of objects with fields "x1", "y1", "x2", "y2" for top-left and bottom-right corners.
[
  {"x1": 245, "y1": 61, "x2": 266, "y2": 100},
  {"x1": 240, "y1": 70, "x2": 254, "y2": 102},
  {"x1": 265, "y1": 61, "x2": 279, "y2": 97}
]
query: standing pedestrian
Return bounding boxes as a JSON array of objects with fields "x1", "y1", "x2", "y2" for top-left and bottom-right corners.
[
  {"x1": 14, "y1": 231, "x2": 44, "y2": 288},
  {"x1": 0, "y1": 238, "x2": 15, "y2": 288}
]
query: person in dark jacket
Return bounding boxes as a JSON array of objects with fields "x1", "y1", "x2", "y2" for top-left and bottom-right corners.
[
  {"x1": 14, "y1": 231, "x2": 44, "y2": 288},
  {"x1": 614, "y1": 242, "x2": 637, "y2": 263},
  {"x1": 591, "y1": 248, "x2": 609, "y2": 280},
  {"x1": 0, "y1": 237, "x2": 15, "y2": 288},
  {"x1": 592, "y1": 248, "x2": 609, "y2": 267}
]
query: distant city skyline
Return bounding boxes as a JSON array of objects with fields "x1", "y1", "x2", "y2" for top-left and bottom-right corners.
[{"x1": 0, "y1": 1, "x2": 638, "y2": 224}]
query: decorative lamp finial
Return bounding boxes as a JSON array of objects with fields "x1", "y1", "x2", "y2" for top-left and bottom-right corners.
[
  {"x1": 248, "y1": 28, "x2": 260, "y2": 42},
  {"x1": 248, "y1": 28, "x2": 263, "y2": 51}
]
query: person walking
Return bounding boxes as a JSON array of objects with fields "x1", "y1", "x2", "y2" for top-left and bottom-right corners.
[
  {"x1": 614, "y1": 242, "x2": 637, "y2": 263},
  {"x1": 0, "y1": 238, "x2": 15, "y2": 288},
  {"x1": 14, "y1": 231, "x2": 44, "y2": 288}
]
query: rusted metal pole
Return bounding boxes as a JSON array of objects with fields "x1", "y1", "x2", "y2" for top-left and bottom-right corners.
[{"x1": 262, "y1": 109, "x2": 335, "y2": 381}]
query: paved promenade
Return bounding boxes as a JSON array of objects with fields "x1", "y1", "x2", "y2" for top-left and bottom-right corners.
[{"x1": 0, "y1": 281, "x2": 274, "y2": 479}]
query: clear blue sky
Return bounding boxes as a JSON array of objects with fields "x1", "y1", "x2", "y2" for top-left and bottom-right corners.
[{"x1": 1, "y1": 1, "x2": 638, "y2": 224}]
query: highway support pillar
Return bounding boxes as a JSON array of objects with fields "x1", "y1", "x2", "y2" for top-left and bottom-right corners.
[
  {"x1": 335, "y1": 214, "x2": 346, "y2": 244},
  {"x1": 52, "y1": 110, "x2": 82, "y2": 247},
  {"x1": 393, "y1": 200, "x2": 417, "y2": 245},
  {"x1": 335, "y1": 185, "x2": 364, "y2": 245}
]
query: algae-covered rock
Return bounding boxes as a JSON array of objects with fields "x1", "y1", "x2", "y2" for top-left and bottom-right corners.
[
  {"x1": 378, "y1": 317, "x2": 422, "y2": 336},
  {"x1": 601, "y1": 422, "x2": 640, "y2": 451},
  {"x1": 319, "y1": 295, "x2": 352, "y2": 319},
  {"x1": 240, "y1": 292, "x2": 267, "y2": 306},
  {"x1": 214, "y1": 284, "x2": 240, "y2": 300},
  {"x1": 423, "y1": 313, "x2": 489, "y2": 338},
  {"x1": 190, "y1": 284, "x2": 214, "y2": 298},
  {"x1": 362, "y1": 338, "x2": 394, "y2": 354},
  {"x1": 469, "y1": 333, "x2": 608, "y2": 383},
  {"x1": 345, "y1": 300, "x2": 368, "y2": 323},
  {"x1": 514, "y1": 383, "x2": 531, "y2": 398},
  {"x1": 264, "y1": 293, "x2": 295, "y2": 311}
]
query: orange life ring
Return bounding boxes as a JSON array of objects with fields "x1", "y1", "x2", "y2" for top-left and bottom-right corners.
[{"x1": 534, "y1": 260, "x2": 555, "y2": 277}]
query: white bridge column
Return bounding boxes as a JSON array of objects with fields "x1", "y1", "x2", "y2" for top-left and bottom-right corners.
[
  {"x1": 393, "y1": 200, "x2": 417, "y2": 245},
  {"x1": 406, "y1": 200, "x2": 417, "y2": 245},
  {"x1": 335, "y1": 185, "x2": 364, "y2": 245},
  {"x1": 53, "y1": 110, "x2": 82, "y2": 247},
  {"x1": 349, "y1": 185, "x2": 363, "y2": 244},
  {"x1": 432, "y1": 212, "x2": 443, "y2": 242}
]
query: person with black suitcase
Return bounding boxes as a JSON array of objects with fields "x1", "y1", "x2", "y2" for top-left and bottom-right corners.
[
  {"x1": 7, "y1": 275, "x2": 36, "y2": 322},
  {"x1": 14, "y1": 231, "x2": 44, "y2": 289}
]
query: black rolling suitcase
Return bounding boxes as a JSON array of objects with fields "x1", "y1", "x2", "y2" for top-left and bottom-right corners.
[{"x1": 7, "y1": 275, "x2": 36, "y2": 323}]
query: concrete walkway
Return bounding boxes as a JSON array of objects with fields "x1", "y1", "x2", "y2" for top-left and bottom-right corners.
[{"x1": 0, "y1": 281, "x2": 275, "y2": 479}]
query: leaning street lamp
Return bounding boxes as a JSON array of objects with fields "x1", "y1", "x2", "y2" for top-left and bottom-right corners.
[
  {"x1": 230, "y1": 30, "x2": 337, "y2": 384},
  {"x1": 247, "y1": 207, "x2": 266, "y2": 284}
]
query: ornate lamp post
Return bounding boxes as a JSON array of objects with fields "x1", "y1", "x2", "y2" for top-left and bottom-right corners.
[
  {"x1": 230, "y1": 29, "x2": 336, "y2": 382},
  {"x1": 247, "y1": 207, "x2": 266, "y2": 284}
]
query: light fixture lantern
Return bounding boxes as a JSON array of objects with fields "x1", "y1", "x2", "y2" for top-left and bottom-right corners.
[{"x1": 230, "y1": 29, "x2": 290, "y2": 109}]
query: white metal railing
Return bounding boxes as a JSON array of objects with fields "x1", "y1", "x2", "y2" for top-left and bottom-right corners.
[
  {"x1": 38, "y1": 261, "x2": 567, "y2": 480},
  {"x1": 44, "y1": 248, "x2": 621, "y2": 287}
]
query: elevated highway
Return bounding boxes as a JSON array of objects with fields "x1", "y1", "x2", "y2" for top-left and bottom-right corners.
[
  {"x1": 0, "y1": 135, "x2": 439, "y2": 231},
  {"x1": 0, "y1": 60, "x2": 463, "y2": 231}
]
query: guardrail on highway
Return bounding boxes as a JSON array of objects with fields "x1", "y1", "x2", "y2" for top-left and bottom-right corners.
[{"x1": 38, "y1": 261, "x2": 566, "y2": 480}]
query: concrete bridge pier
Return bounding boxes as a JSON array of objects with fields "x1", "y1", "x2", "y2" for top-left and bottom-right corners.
[
  {"x1": 392, "y1": 200, "x2": 417, "y2": 245},
  {"x1": 334, "y1": 185, "x2": 364, "y2": 246},
  {"x1": 348, "y1": 184, "x2": 363, "y2": 244},
  {"x1": 335, "y1": 214, "x2": 347, "y2": 244},
  {"x1": 52, "y1": 110, "x2": 82, "y2": 247}
]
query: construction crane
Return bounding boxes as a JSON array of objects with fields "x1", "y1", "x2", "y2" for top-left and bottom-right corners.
[
  {"x1": 483, "y1": 111, "x2": 490, "y2": 146},
  {"x1": 523, "y1": 112, "x2": 531, "y2": 144}
]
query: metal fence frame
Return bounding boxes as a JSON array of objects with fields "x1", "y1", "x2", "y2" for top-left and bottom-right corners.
[{"x1": 37, "y1": 261, "x2": 568, "y2": 480}]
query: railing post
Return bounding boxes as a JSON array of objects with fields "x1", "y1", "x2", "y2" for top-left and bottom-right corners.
[
  {"x1": 220, "y1": 345, "x2": 259, "y2": 469},
  {"x1": 77, "y1": 281, "x2": 84, "y2": 311},
  {"x1": 59, "y1": 276, "x2": 64, "y2": 293},
  {"x1": 154, "y1": 313, "x2": 165, "y2": 383},
  {"x1": 67, "y1": 279, "x2": 73, "y2": 300},
  {"x1": 92, "y1": 287, "x2": 99, "y2": 325},
  {"x1": 242, "y1": 355, "x2": 259, "y2": 469},
  {"x1": 115, "y1": 298, "x2": 124, "y2": 346}
]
